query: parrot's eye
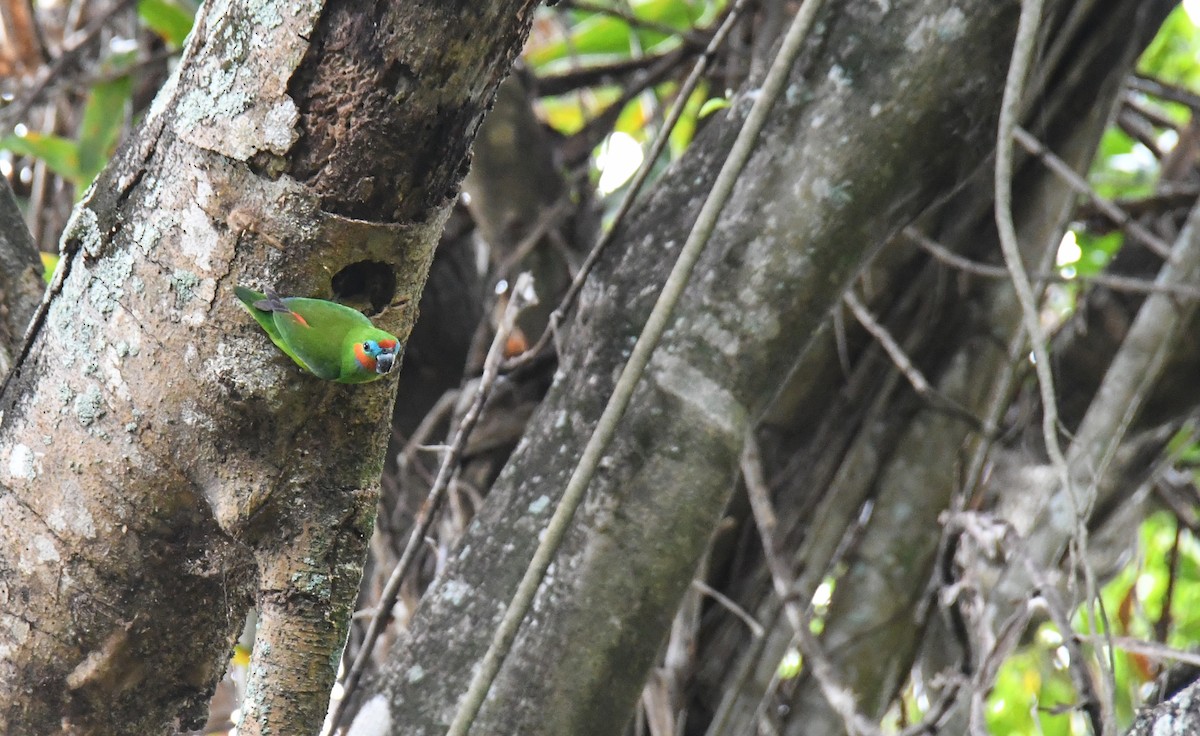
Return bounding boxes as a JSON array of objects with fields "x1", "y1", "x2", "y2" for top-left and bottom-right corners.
[{"x1": 362, "y1": 340, "x2": 381, "y2": 356}]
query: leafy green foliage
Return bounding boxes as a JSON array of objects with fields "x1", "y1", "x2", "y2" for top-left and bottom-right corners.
[
  {"x1": 526, "y1": 0, "x2": 715, "y2": 71},
  {"x1": 525, "y1": 0, "x2": 729, "y2": 197},
  {"x1": 1, "y1": 73, "x2": 132, "y2": 189},
  {"x1": 1138, "y1": 5, "x2": 1200, "y2": 89},
  {"x1": 138, "y1": 0, "x2": 196, "y2": 47}
]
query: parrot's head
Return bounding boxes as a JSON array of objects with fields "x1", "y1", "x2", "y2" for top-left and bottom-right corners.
[{"x1": 355, "y1": 338, "x2": 400, "y2": 376}]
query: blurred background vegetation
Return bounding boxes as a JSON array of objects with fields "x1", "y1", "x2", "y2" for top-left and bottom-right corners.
[{"x1": 4, "y1": 1, "x2": 1200, "y2": 733}]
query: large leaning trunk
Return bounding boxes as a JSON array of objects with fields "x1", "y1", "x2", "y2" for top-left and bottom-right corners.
[{"x1": 0, "y1": 2, "x2": 539, "y2": 734}]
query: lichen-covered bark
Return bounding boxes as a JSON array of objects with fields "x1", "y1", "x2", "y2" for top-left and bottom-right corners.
[
  {"x1": 356, "y1": 1, "x2": 1084, "y2": 733},
  {"x1": 0, "y1": 0, "x2": 538, "y2": 734},
  {"x1": 1129, "y1": 679, "x2": 1200, "y2": 736}
]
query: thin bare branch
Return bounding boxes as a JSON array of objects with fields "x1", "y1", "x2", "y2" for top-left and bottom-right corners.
[
  {"x1": 742, "y1": 433, "x2": 881, "y2": 736},
  {"x1": 692, "y1": 579, "x2": 765, "y2": 639},
  {"x1": 843, "y1": 290, "x2": 932, "y2": 395},
  {"x1": 905, "y1": 225, "x2": 1200, "y2": 300},
  {"x1": 1082, "y1": 635, "x2": 1200, "y2": 669},
  {"x1": 996, "y1": 2, "x2": 1117, "y2": 731},
  {"x1": 536, "y1": 47, "x2": 697, "y2": 97},
  {"x1": 1015, "y1": 126, "x2": 1175, "y2": 259},
  {"x1": 844, "y1": 289, "x2": 985, "y2": 429},
  {"x1": 1129, "y1": 73, "x2": 1200, "y2": 113}
]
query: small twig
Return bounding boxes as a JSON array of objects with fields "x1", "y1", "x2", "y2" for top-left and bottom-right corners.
[
  {"x1": 692, "y1": 579, "x2": 764, "y2": 638},
  {"x1": 1129, "y1": 73, "x2": 1200, "y2": 114},
  {"x1": 1116, "y1": 107, "x2": 1164, "y2": 160},
  {"x1": 536, "y1": 47, "x2": 698, "y2": 97},
  {"x1": 967, "y1": 597, "x2": 1040, "y2": 735},
  {"x1": 323, "y1": 274, "x2": 538, "y2": 736},
  {"x1": 1031, "y1": 569, "x2": 1105, "y2": 734},
  {"x1": 742, "y1": 434, "x2": 881, "y2": 736},
  {"x1": 1155, "y1": 468, "x2": 1200, "y2": 533},
  {"x1": 1120, "y1": 93, "x2": 1181, "y2": 134},
  {"x1": 560, "y1": 46, "x2": 691, "y2": 167},
  {"x1": 1014, "y1": 126, "x2": 1175, "y2": 259},
  {"x1": 906, "y1": 225, "x2": 1200, "y2": 300},
  {"x1": 895, "y1": 676, "x2": 965, "y2": 736},
  {"x1": 1080, "y1": 635, "x2": 1200, "y2": 669},
  {"x1": 398, "y1": 389, "x2": 459, "y2": 475},
  {"x1": 1155, "y1": 519, "x2": 1181, "y2": 646},
  {"x1": 843, "y1": 289, "x2": 984, "y2": 430},
  {"x1": 842, "y1": 291, "x2": 930, "y2": 395},
  {"x1": 505, "y1": 0, "x2": 751, "y2": 372},
  {"x1": 494, "y1": 195, "x2": 574, "y2": 282},
  {"x1": 1074, "y1": 185, "x2": 1200, "y2": 225},
  {"x1": 996, "y1": 0, "x2": 1069, "y2": 616}
]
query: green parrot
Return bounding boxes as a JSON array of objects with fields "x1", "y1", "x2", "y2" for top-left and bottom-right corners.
[{"x1": 235, "y1": 286, "x2": 402, "y2": 383}]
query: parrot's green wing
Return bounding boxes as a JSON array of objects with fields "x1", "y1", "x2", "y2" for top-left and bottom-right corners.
[
  {"x1": 235, "y1": 286, "x2": 309, "y2": 371},
  {"x1": 271, "y1": 296, "x2": 374, "y2": 382}
]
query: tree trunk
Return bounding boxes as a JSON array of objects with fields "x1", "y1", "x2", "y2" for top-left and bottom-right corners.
[{"x1": 0, "y1": 1, "x2": 538, "y2": 734}]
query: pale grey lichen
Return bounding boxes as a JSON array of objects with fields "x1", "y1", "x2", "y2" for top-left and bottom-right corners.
[
  {"x1": 905, "y1": 7, "x2": 968, "y2": 53},
  {"x1": 7, "y1": 444, "x2": 36, "y2": 480},
  {"x1": 290, "y1": 570, "x2": 331, "y2": 600},
  {"x1": 46, "y1": 489, "x2": 96, "y2": 538},
  {"x1": 441, "y1": 579, "x2": 471, "y2": 606},
  {"x1": 62, "y1": 206, "x2": 102, "y2": 259},
  {"x1": 171, "y1": 0, "x2": 320, "y2": 160},
  {"x1": 74, "y1": 384, "x2": 106, "y2": 427},
  {"x1": 171, "y1": 269, "x2": 202, "y2": 306},
  {"x1": 651, "y1": 353, "x2": 747, "y2": 438}
]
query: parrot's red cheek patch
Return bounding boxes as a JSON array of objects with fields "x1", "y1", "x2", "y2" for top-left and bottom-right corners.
[{"x1": 354, "y1": 343, "x2": 377, "y2": 372}]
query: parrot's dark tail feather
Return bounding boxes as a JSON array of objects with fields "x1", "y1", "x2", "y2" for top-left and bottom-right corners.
[{"x1": 253, "y1": 288, "x2": 290, "y2": 314}]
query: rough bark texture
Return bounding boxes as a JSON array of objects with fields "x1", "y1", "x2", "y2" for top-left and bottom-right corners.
[
  {"x1": 1129, "y1": 678, "x2": 1200, "y2": 736},
  {"x1": 352, "y1": 1, "x2": 1090, "y2": 733},
  {"x1": 0, "y1": 1, "x2": 538, "y2": 734},
  {"x1": 0, "y1": 175, "x2": 47, "y2": 372}
]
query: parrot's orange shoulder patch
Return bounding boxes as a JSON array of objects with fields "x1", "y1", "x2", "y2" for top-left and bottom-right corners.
[{"x1": 289, "y1": 311, "x2": 310, "y2": 328}]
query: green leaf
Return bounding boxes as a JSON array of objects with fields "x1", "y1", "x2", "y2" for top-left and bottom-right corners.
[
  {"x1": 669, "y1": 85, "x2": 710, "y2": 158},
  {"x1": 40, "y1": 252, "x2": 59, "y2": 284},
  {"x1": 1138, "y1": 5, "x2": 1200, "y2": 89},
  {"x1": 76, "y1": 77, "x2": 132, "y2": 186},
  {"x1": 697, "y1": 95, "x2": 730, "y2": 119},
  {"x1": 0, "y1": 133, "x2": 82, "y2": 182},
  {"x1": 526, "y1": 0, "x2": 717, "y2": 71},
  {"x1": 138, "y1": 0, "x2": 195, "y2": 46}
]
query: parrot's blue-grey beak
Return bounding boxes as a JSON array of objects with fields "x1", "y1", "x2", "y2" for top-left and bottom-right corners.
[{"x1": 376, "y1": 351, "x2": 396, "y2": 375}]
